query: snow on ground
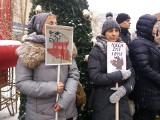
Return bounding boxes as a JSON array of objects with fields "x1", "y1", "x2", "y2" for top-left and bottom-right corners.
[
  {"x1": 0, "y1": 69, "x2": 20, "y2": 120},
  {"x1": 0, "y1": 99, "x2": 19, "y2": 120},
  {"x1": 0, "y1": 110, "x2": 19, "y2": 120}
]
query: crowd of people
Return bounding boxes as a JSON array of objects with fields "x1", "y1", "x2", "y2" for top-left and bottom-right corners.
[{"x1": 15, "y1": 11, "x2": 160, "y2": 120}]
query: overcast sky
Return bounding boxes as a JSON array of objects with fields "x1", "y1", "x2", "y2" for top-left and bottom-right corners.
[{"x1": 87, "y1": 0, "x2": 160, "y2": 31}]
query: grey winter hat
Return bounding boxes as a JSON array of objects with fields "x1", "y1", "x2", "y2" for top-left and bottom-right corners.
[
  {"x1": 106, "y1": 12, "x2": 113, "y2": 18},
  {"x1": 101, "y1": 18, "x2": 121, "y2": 35},
  {"x1": 28, "y1": 13, "x2": 52, "y2": 34}
]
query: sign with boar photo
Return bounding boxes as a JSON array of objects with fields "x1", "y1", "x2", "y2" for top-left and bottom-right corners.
[
  {"x1": 45, "y1": 25, "x2": 73, "y2": 65},
  {"x1": 107, "y1": 42, "x2": 126, "y2": 73}
]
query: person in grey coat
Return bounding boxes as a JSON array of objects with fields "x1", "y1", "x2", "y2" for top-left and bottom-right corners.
[
  {"x1": 88, "y1": 17, "x2": 135, "y2": 120},
  {"x1": 15, "y1": 13, "x2": 80, "y2": 120}
]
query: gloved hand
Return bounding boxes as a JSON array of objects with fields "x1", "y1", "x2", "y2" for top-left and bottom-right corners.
[
  {"x1": 121, "y1": 69, "x2": 131, "y2": 80},
  {"x1": 109, "y1": 86, "x2": 126, "y2": 103}
]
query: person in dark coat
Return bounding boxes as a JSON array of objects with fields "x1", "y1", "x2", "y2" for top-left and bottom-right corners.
[
  {"x1": 116, "y1": 13, "x2": 131, "y2": 46},
  {"x1": 88, "y1": 16, "x2": 135, "y2": 120},
  {"x1": 129, "y1": 14, "x2": 160, "y2": 120}
]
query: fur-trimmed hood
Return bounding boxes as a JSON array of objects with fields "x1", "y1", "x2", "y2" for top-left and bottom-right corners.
[{"x1": 16, "y1": 41, "x2": 45, "y2": 69}]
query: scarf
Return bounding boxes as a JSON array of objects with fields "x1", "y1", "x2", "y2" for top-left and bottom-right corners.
[
  {"x1": 25, "y1": 32, "x2": 45, "y2": 45},
  {"x1": 120, "y1": 27, "x2": 129, "y2": 36},
  {"x1": 95, "y1": 35, "x2": 128, "y2": 55}
]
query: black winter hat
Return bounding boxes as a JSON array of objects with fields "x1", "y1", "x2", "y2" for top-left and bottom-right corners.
[
  {"x1": 101, "y1": 18, "x2": 120, "y2": 35},
  {"x1": 116, "y1": 13, "x2": 130, "y2": 24}
]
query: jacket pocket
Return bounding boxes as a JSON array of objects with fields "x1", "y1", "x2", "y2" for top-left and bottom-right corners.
[{"x1": 37, "y1": 103, "x2": 55, "y2": 117}]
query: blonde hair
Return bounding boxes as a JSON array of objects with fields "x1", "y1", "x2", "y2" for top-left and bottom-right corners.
[{"x1": 72, "y1": 44, "x2": 78, "y2": 58}]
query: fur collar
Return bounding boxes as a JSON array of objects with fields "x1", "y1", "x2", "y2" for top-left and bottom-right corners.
[
  {"x1": 16, "y1": 41, "x2": 78, "y2": 69},
  {"x1": 16, "y1": 41, "x2": 45, "y2": 69}
]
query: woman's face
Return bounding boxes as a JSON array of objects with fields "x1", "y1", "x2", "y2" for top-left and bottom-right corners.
[
  {"x1": 104, "y1": 28, "x2": 120, "y2": 42},
  {"x1": 152, "y1": 24, "x2": 159, "y2": 36},
  {"x1": 42, "y1": 15, "x2": 57, "y2": 35},
  {"x1": 152, "y1": 24, "x2": 160, "y2": 44}
]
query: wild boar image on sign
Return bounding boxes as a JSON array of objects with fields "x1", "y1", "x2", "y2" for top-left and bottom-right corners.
[
  {"x1": 45, "y1": 25, "x2": 73, "y2": 65},
  {"x1": 107, "y1": 42, "x2": 126, "y2": 73}
]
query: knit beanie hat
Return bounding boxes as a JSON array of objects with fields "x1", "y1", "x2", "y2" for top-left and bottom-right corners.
[
  {"x1": 106, "y1": 12, "x2": 113, "y2": 18},
  {"x1": 116, "y1": 13, "x2": 130, "y2": 24},
  {"x1": 101, "y1": 18, "x2": 121, "y2": 35},
  {"x1": 28, "y1": 13, "x2": 52, "y2": 34}
]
